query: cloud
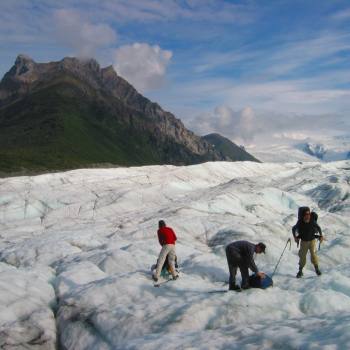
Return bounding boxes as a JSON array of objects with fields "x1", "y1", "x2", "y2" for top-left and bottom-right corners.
[
  {"x1": 113, "y1": 43, "x2": 172, "y2": 92},
  {"x1": 101, "y1": 0, "x2": 256, "y2": 23},
  {"x1": 187, "y1": 102, "x2": 350, "y2": 146},
  {"x1": 193, "y1": 31, "x2": 350, "y2": 78},
  {"x1": 53, "y1": 9, "x2": 117, "y2": 58},
  {"x1": 331, "y1": 8, "x2": 350, "y2": 21},
  {"x1": 188, "y1": 105, "x2": 259, "y2": 142}
]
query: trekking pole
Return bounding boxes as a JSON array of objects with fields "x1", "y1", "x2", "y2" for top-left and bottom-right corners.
[{"x1": 271, "y1": 238, "x2": 291, "y2": 278}]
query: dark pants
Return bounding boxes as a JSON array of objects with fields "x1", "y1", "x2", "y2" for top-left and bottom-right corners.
[{"x1": 225, "y1": 246, "x2": 249, "y2": 287}]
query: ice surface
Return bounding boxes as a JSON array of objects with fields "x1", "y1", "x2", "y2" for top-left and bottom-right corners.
[{"x1": 1, "y1": 160, "x2": 350, "y2": 349}]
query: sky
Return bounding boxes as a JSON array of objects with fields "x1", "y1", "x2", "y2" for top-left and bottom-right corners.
[{"x1": 1, "y1": 0, "x2": 350, "y2": 146}]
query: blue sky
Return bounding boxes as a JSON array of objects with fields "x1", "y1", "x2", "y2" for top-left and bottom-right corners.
[{"x1": 1, "y1": 0, "x2": 350, "y2": 144}]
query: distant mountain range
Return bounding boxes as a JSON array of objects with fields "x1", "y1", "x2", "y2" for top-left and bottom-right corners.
[
  {"x1": 0, "y1": 55, "x2": 258, "y2": 174},
  {"x1": 298, "y1": 141, "x2": 350, "y2": 161},
  {"x1": 247, "y1": 137, "x2": 350, "y2": 163}
]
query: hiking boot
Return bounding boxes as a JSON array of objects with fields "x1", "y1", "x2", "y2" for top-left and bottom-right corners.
[
  {"x1": 296, "y1": 269, "x2": 303, "y2": 278},
  {"x1": 229, "y1": 284, "x2": 241, "y2": 291},
  {"x1": 314, "y1": 265, "x2": 322, "y2": 276},
  {"x1": 241, "y1": 283, "x2": 250, "y2": 290},
  {"x1": 172, "y1": 274, "x2": 179, "y2": 280},
  {"x1": 152, "y1": 275, "x2": 158, "y2": 282}
]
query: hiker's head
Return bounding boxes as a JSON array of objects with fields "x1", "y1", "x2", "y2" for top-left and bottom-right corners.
[
  {"x1": 158, "y1": 220, "x2": 166, "y2": 228},
  {"x1": 303, "y1": 210, "x2": 311, "y2": 223},
  {"x1": 255, "y1": 242, "x2": 266, "y2": 254}
]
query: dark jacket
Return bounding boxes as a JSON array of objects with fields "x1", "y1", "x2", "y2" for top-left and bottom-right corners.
[
  {"x1": 227, "y1": 240, "x2": 259, "y2": 273},
  {"x1": 292, "y1": 220, "x2": 322, "y2": 241}
]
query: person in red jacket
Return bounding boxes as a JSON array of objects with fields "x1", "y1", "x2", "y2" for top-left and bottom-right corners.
[{"x1": 153, "y1": 220, "x2": 179, "y2": 282}]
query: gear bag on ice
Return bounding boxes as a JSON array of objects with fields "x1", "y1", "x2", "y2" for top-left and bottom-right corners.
[
  {"x1": 151, "y1": 255, "x2": 178, "y2": 278},
  {"x1": 249, "y1": 274, "x2": 273, "y2": 289}
]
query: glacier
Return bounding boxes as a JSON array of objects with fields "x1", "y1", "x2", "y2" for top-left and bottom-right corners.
[{"x1": 0, "y1": 161, "x2": 350, "y2": 349}]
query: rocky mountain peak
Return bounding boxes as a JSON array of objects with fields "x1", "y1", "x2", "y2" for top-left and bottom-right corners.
[
  {"x1": 0, "y1": 54, "x2": 39, "y2": 102},
  {"x1": 0, "y1": 54, "x2": 259, "y2": 171},
  {"x1": 60, "y1": 57, "x2": 101, "y2": 73},
  {"x1": 15, "y1": 54, "x2": 35, "y2": 67},
  {"x1": 10, "y1": 54, "x2": 37, "y2": 81}
]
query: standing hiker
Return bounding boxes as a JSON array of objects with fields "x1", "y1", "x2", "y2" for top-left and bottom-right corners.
[
  {"x1": 225, "y1": 240, "x2": 266, "y2": 291},
  {"x1": 292, "y1": 207, "x2": 324, "y2": 278},
  {"x1": 153, "y1": 220, "x2": 179, "y2": 282}
]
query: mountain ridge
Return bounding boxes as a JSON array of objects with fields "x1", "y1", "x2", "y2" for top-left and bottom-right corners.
[
  {"x1": 203, "y1": 133, "x2": 260, "y2": 162},
  {"x1": 0, "y1": 55, "x2": 258, "y2": 173}
]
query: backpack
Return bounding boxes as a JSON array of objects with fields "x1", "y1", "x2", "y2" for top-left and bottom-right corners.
[
  {"x1": 311, "y1": 211, "x2": 318, "y2": 223},
  {"x1": 249, "y1": 274, "x2": 273, "y2": 289},
  {"x1": 151, "y1": 256, "x2": 179, "y2": 277}
]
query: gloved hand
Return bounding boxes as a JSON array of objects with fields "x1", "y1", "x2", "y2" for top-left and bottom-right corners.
[{"x1": 294, "y1": 237, "x2": 300, "y2": 244}]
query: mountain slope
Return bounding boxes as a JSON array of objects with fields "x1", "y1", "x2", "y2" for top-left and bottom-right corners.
[
  {"x1": 203, "y1": 133, "x2": 260, "y2": 162},
  {"x1": 0, "y1": 55, "x2": 258, "y2": 173}
]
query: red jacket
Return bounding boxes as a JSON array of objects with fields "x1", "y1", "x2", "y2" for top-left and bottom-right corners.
[{"x1": 158, "y1": 226, "x2": 177, "y2": 246}]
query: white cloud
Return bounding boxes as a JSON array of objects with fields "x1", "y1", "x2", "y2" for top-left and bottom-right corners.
[
  {"x1": 101, "y1": 0, "x2": 256, "y2": 23},
  {"x1": 187, "y1": 101, "x2": 350, "y2": 146},
  {"x1": 54, "y1": 9, "x2": 117, "y2": 58},
  {"x1": 331, "y1": 8, "x2": 350, "y2": 21},
  {"x1": 188, "y1": 105, "x2": 259, "y2": 142},
  {"x1": 113, "y1": 43, "x2": 172, "y2": 92}
]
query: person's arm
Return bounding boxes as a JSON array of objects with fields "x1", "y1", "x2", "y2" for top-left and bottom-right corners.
[
  {"x1": 171, "y1": 228, "x2": 177, "y2": 242},
  {"x1": 245, "y1": 244, "x2": 259, "y2": 274},
  {"x1": 292, "y1": 222, "x2": 299, "y2": 237},
  {"x1": 315, "y1": 223, "x2": 322, "y2": 236},
  {"x1": 249, "y1": 257, "x2": 259, "y2": 274},
  {"x1": 292, "y1": 222, "x2": 300, "y2": 243},
  {"x1": 315, "y1": 223, "x2": 324, "y2": 241},
  {"x1": 157, "y1": 230, "x2": 163, "y2": 246}
]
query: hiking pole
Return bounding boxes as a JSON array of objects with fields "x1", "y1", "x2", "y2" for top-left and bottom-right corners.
[{"x1": 271, "y1": 238, "x2": 291, "y2": 278}]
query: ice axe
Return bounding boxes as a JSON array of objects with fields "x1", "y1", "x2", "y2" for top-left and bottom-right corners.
[{"x1": 271, "y1": 238, "x2": 291, "y2": 279}]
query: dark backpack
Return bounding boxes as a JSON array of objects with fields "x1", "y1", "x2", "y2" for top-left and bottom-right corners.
[
  {"x1": 311, "y1": 211, "x2": 318, "y2": 223},
  {"x1": 249, "y1": 274, "x2": 273, "y2": 289}
]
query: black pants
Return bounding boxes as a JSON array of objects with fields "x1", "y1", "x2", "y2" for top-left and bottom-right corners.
[{"x1": 225, "y1": 246, "x2": 249, "y2": 287}]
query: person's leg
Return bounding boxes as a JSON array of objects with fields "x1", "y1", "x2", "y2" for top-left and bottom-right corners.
[
  {"x1": 167, "y1": 245, "x2": 178, "y2": 278},
  {"x1": 226, "y1": 247, "x2": 239, "y2": 288},
  {"x1": 239, "y1": 263, "x2": 250, "y2": 288},
  {"x1": 309, "y1": 239, "x2": 321, "y2": 275},
  {"x1": 298, "y1": 240, "x2": 309, "y2": 275},
  {"x1": 154, "y1": 245, "x2": 171, "y2": 279}
]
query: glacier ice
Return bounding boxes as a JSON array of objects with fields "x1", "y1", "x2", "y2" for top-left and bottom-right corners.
[{"x1": 0, "y1": 161, "x2": 350, "y2": 349}]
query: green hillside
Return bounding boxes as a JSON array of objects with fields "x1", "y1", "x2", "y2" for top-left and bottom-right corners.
[
  {"x1": 0, "y1": 79, "x2": 208, "y2": 174},
  {"x1": 203, "y1": 133, "x2": 260, "y2": 162}
]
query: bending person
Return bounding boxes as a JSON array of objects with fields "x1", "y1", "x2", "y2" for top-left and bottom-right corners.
[
  {"x1": 153, "y1": 220, "x2": 179, "y2": 282},
  {"x1": 225, "y1": 240, "x2": 266, "y2": 290}
]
